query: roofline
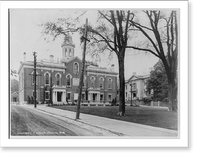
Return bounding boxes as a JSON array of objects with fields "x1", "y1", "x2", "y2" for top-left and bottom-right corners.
[
  {"x1": 86, "y1": 69, "x2": 118, "y2": 75},
  {"x1": 18, "y1": 61, "x2": 66, "y2": 74}
]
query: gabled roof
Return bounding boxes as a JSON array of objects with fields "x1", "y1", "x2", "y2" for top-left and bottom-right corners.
[
  {"x1": 63, "y1": 56, "x2": 82, "y2": 64},
  {"x1": 11, "y1": 91, "x2": 19, "y2": 97},
  {"x1": 126, "y1": 74, "x2": 149, "y2": 83}
]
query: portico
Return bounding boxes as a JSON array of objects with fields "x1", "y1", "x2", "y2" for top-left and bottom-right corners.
[
  {"x1": 88, "y1": 88, "x2": 101, "y2": 102},
  {"x1": 52, "y1": 85, "x2": 66, "y2": 104}
]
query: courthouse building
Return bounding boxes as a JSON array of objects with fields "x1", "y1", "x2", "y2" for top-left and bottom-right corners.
[{"x1": 18, "y1": 36, "x2": 118, "y2": 105}]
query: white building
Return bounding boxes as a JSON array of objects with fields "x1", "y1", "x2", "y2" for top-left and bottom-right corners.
[{"x1": 125, "y1": 73, "x2": 150, "y2": 101}]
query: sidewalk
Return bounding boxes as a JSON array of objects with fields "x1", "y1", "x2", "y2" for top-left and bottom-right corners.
[{"x1": 22, "y1": 104, "x2": 178, "y2": 137}]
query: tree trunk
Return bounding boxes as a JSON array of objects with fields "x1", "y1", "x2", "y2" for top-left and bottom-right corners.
[
  {"x1": 168, "y1": 80, "x2": 177, "y2": 112},
  {"x1": 117, "y1": 57, "x2": 126, "y2": 116}
]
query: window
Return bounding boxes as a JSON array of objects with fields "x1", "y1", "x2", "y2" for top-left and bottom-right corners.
[
  {"x1": 73, "y1": 62, "x2": 79, "y2": 75},
  {"x1": 56, "y1": 73, "x2": 61, "y2": 85},
  {"x1": 91, "y1": 76, "x2": 95, "y2": 88},
  {"x1": 65, "y1": 48, "x2": 67, "y2": 55},
  {"x1": 45, "y1": 72, "x2": 50, "y2": 85},
  {"x1": 45, "y1": 91, "x2": 50, "y2": 100},
  {"x1": 108, "y1": 94, "x2": 112, "y2": 102},
  {"x1": 108, "y1": 78, "x2": 112, "y2": 89},
  {"x1": 100, "y1": 94, "x2": 104, "y2": 102},
  {"x1": 82, "y1": 93, "x2": 85, "y2": 101},
  {"x1": 125, "y1": 92, "x2": 127, "y2": 98},
  {"x1": 66, "y1": 74, "x2": 71, "y2": 87},
  {"x1": 67, "y1": 92, "x2": 71, "y2": 100},
  {"x1": 125, "y1": 85, "x2": 127, "y2": 90},
  {"x1": 99, "y1": 77, "x2": 104, "y2": 89},
  {"x1": 133, "y1": 83, "x2": 137, "y2": 89}
]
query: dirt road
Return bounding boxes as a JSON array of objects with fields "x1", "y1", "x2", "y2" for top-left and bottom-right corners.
[{"x1": 11, "y1": 105, "x2": 115, "y2": 136}]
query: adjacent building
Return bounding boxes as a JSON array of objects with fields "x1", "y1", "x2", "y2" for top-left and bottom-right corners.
[
  {"x1": 125, "y1": 73, "x2": 150, "y2": 101},
  {"x1": 18, "y1": 36, "x2": 118, "y2": 105}
]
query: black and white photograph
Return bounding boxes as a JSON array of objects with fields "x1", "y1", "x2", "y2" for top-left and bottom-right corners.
[{"x1": 10, "y1": 8, "x2": 179, "y2": 138}]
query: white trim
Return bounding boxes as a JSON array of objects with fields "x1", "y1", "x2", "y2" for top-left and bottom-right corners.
[
  {"x1": 73, "y1": 62, "x2": 79, "y2": 75},
  {"x1": 99, "y1": 76, "x2": 104, "y2": 81},
  {"x1": 90, "y1": 76, "x2": 96, "y2": 80},
  {"x1": 108, "y1": 77, "x2": 113, "y2": 82},
  {"x1": 99, "y1": 77, "x2": 104, "y2": 89},
  {"x1": 44, "y1": 71, "x2": 51, "y2": 85},
  {"x1": 90, "y1": 76, "x2": 95, "y2": 88},
  {"x1": 44, "y1": 71, "x2": 51, "y2": 77},
  {"x1": 55, "y1": 72, "x2": 62, "y2": 78},
  {"x1": 66, "y1": 73, "x2": 72, "y2": 87},
  {"x1": 88, "y1": 72, "x2": 117, "y2": 77},
  {"x1": 55, "y1": 72, "x2": 62, "y2": 85},
  {"x1": 23, "y1": 65, "x2": 65, "y2": 72}
]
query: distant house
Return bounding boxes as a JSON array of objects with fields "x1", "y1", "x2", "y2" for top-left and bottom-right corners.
[
  {"x1": 18, "y1": 35, "x2": 118, "y2": 105},
  {"x1": 11, "y1": 92, "x2": 19, "y2": 103},
  {"x1": 125, "y1": 73, "x2": 150, "y2": 101}
]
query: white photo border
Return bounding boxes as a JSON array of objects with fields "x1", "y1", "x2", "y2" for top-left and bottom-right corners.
[{"x1": 0, "y1": 1, "x2": 188, "y2": 147}]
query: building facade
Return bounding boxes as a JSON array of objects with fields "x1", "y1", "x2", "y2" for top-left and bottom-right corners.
[
  {"x1": 125, "y1": 73, "x2": 149, "y2": 101},
  {"x1": 18, "y1": 36, "x2": 118, "y2": 105}
]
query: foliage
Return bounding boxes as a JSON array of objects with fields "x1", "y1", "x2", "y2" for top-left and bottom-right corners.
[
  {"x1": 147, "y1": 60, "x2": 168, "y2": 101},
  {"x1": 11, "y1": 79, "x2": 19, "y2": 93}
]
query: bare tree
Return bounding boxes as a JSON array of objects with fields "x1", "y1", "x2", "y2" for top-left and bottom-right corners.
[
  {"x1": 127, "y1": 10, "x2": 178, "y2": 111},
  {"x1": 86, "y1": 10, "x2": 133, "y2": 116}
]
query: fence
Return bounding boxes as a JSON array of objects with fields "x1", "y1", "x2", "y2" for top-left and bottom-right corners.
[{"x1": 150, "y1": 101, "x2": 169, "y2": 107}]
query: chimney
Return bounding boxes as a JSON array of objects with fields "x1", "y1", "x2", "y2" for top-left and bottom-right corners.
[
  {"x1": 50, "y1": 55, "x2": 54, "y2": 62},
  {"x1": 23, "y1": 52, "x2": 26, "y2": 62}
]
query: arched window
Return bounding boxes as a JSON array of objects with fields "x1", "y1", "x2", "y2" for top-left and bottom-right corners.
[
  {"x1": 99, "y1": 77, "x2": 104, "y2": 89},
  {"x1": 73, "y1": 62, "x2": 79, "y2": 75},
  {"x1": 108, "y1": 78, "x2": 112, "y2": 89},
  {"x1": 44, "y1": 72, "x2": 50, "y2": 85},
  {"x1": 91, "y1": 76, "x2": 95, "y2": 88},
  {"x1": 56, "y1": 73, "x2": 61, "y2": 86},
  {"x1": 66, "y1": 74, "x2": 71, "y2": 87}
]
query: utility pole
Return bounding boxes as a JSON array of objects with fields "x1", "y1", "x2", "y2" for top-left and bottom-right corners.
[
  {"x1": 76, "y1": 18, "x2": 89, "y2": 119},
  {"x1": 130, "y1": 83, "x2": 133, "y2": 106},
  {"x1": 33, "y1": 52, "x2": 37, "y2": 108}
]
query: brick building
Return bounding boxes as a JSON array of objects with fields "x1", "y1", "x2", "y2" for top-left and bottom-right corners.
[{"x1": 18, "y1": 36, "x2": 118, "y2": 105}]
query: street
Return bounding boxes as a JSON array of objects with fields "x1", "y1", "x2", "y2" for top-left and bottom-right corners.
[{"x1": 11, "y1": 105, "x2": 113, "y2": 136}]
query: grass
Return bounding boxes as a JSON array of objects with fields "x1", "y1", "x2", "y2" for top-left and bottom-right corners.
[{"x1": 51, "y1": 105, "x2": 178, "y2": 130}]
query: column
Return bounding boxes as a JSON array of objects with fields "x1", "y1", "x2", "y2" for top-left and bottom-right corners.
[
  {"x1": 62, "y1": 91, "x2": 66, "y2": 103},
  {"x1": 53, "y1": 91, "x2": 55, "y2": 103},
  {"x1": 97, "y1": 93, "x2": 100, "y2": 102},
  {"x1": 55, "y1": 91, "x2": 57, "y2": 103}
]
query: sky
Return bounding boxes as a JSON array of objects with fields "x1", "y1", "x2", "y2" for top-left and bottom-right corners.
[{"x1": 10, "y1": 9, "x2": 159, "y2": 80}]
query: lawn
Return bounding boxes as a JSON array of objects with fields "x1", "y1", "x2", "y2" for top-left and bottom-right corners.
[{"x1": 51, "y1": 105, "x2": 178, "y2": 130}]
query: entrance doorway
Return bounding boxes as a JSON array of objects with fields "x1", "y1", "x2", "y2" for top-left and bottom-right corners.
[
  {"x1": 92, "y1": 93, "x2": 97, "y2": 102},
  {"x1": 57, "y1": 92, "x2": 62, "y2": 102}
]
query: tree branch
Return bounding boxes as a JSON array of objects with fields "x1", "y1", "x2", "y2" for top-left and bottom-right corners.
[
  {"x1": 98, "y1": 11, "x2": 113, "y2": 26},
  {"x1": 126, "y1": 45, "x2": 160, "y2": 59},
  {"x1": 88, "y1": 27, "x2": 119, "y2": 55}
]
